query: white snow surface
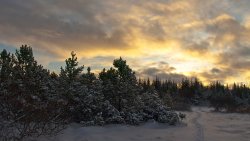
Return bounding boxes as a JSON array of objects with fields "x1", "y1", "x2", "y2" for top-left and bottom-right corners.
[{"x1": 34, "y1": 107, "x2": 250, "y2": 141}]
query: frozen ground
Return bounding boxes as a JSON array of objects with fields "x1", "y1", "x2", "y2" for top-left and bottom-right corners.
[{"x1": 35, "y1": 107, "x2": 250, "y2": 141}]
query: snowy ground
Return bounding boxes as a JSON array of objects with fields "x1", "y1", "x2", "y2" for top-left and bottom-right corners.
[{"x1": 35, "y1": 107, "x2": 250, "y2": 141}]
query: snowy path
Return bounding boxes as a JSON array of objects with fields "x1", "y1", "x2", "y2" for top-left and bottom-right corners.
[
  {"x1": 192, "y1": 107, "x2": 204, "y2": 141},
  {"x1": 35, "y1": 107, "x2": 250, "y2": 141}
]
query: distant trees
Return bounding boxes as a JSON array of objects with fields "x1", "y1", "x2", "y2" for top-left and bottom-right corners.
[
  {"x1": 140, "y1": 77, "x2": 250, "y2": 112},
  {"x1": 208, "y1": 82, "x2": 250, "y2": 112},
  {"x1": 142, "y1": 77, "x2": 204, "y2": 111}
]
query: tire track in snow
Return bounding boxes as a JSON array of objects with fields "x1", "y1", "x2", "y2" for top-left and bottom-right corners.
[{"x1": 192, "y1": 107, "x2": 204, "y2": 141}]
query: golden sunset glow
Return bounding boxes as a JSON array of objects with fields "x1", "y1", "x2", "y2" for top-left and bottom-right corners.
[{"x1": 1, "y1": 0, "x2": 250, "y2": 84}]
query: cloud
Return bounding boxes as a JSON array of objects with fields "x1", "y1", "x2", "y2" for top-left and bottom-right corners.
[
  {"x1": 1, "y1": 0, "x2": 250, "y2": 84},
  {"x1": 210, "y1": 68, "x2": 221, "y2": 74},
  {"x1": 0, "y1": 0, "x2": 134, "y2": 58},
  {"x1": 136, "y1": 62, "x2": 186, "y2": 82},
  {"x1": 138, "y1": 67, "x2": 186, "y2": 82}
]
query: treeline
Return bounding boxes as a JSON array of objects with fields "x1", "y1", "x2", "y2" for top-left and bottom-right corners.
[
  {"x1": 139, "y1": 77, "x2": 250, "y2": 112},
  {"x1": 139, "y1": 78, "x2": 204, "y2": 111},
  {"x1": 208, "y1": 82, "x2": 250, "y2": 112},
  {"x1": 0, "y1": 45, "x2": 180, "y2": 140}
]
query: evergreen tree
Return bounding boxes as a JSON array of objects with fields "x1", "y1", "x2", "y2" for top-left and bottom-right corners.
[
  {"x1": 81, "y1": 67, "x2": 96, "y2": 87},
  {"x1": 100, "y1": 57, "x2": 140, "y2": 112},
  {"x1": 0, "y1": 49, "x2": 14, "y2": 82},
  {"x1": 60, "y1": 51, "x2": 84, "y2": 83},
  {"x1": 0, "y1": 45, "x2": 67, "y2": 140}
]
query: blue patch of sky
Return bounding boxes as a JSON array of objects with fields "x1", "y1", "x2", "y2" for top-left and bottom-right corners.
[
  {"x1": 47, "y1": 61, "x2": 65, "y2": 73},
  {"x1": 0, "y1": 43, "x2": 18, "y2": 53}
]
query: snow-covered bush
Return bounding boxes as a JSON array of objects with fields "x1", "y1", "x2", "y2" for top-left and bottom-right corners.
[
  {"x1": 93, "y1": 113, "x2": 105, "y2": 126},
  {"x1": 178, "y1": 113, "x2": 186, "y2": 121},
  {"x1": 102, "y1": 101, "x2": 125, "y2": 124},
  {"x1": 124, "y1": 112, "x2": 144, "y2": 125},
  {"x1": 141, "y1": 91, "x2": 179, "y2": 124}
]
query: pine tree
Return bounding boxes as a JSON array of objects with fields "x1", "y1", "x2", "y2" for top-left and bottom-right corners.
[
  {"x1": 60, "y1": 51, "x2": 84, "y2": 83},
  {"x1": 81, "y1": 67, "x2": 96, "y2": 87},
  {"x1": 100, "y1": 57, "x2": 141, "y2": 112},
  {"x1": 0, "y1": 45, "x2": 67, "y2": 140},
  {"x1": 0, "y1": 49, "x2": 14, "y2": 82}
]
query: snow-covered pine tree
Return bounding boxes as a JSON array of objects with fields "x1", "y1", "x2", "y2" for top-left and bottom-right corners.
[
  {"x1": 99, "y1": 57, "x2": 145, "y2": 125},
  {"x1": 81, "y1": 67, "x2": 96, "y2": 88},
  {"x1": 58, "y1": 51, "x2": 85, "y2": 121},
  {"x1": 0, "y1": 49, "x2": 14, "y2": 82},
  {"x1": 0, "y1": 45, "x2": 67, "y2": 140},
  {"x1": 58, "y1": 53, "x2": 123, "y2": 125},
  {"x1": 99, "y1": 67, "x2": 120, "y2": 109},
  {"x1": 60, "y1": 51, "x2": 84, "y2": 83}
]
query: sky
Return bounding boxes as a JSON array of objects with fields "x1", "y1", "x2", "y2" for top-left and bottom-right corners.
[{"x1": 0, "y1": 0, "x2": 250, "y2": 84}]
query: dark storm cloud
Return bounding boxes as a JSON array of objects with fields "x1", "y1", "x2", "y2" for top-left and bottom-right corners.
[
  {"x1": 142, "y1": 68, "x2": 162, "y2": 76},
  {"x1": 197, "y1": 44, "x2": 250, "y2": 83},
  {"x1": 199, "y1": 67, "x2": 236, "y2": 83},
  {"x1": 137, "y1": 62, "x2": 186, "y2": 82},
  {"x1": 184, "y1": 41, "x2": 209, "y2": 54},
  {"x1": 211, "y1": 68, "x2": 221, "y2": 74},
  {"x1": 139, "y1": 67, "x2": 186, "y2": 82},
  {"x1": 217, "y1": 48, "x2": 250, "y2": 71}
]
